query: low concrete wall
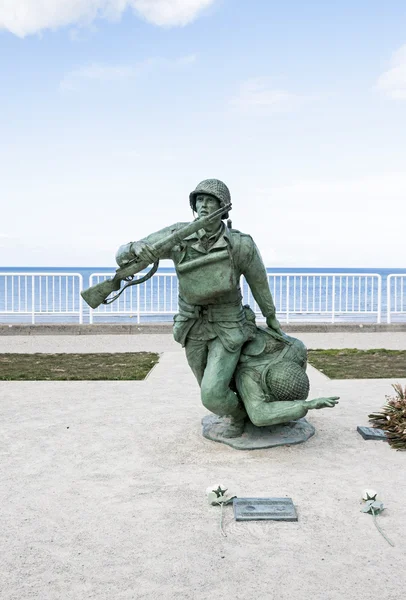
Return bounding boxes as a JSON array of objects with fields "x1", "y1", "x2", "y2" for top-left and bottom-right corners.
[{"x1": 1, "y1": 323, "x2": 406, "y2": 335}]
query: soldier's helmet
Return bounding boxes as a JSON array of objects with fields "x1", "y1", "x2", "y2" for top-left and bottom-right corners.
[
  {"x1": 189, "y1": 179, "x2": 231, "y2": 219},
  {"x1": 263, "y1": 360, "x2": 310, "y2": 402}
]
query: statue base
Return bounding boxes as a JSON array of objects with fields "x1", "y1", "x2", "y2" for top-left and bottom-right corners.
[{"x1": 201, "y1": 415, "x2": 315, "y2": 450}]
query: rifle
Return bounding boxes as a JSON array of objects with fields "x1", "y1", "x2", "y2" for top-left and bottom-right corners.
[{"x1": 81, "y1": 203, "x2": 231, "y2": 309}]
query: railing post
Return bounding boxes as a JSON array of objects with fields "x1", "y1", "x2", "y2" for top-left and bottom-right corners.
[
  {"x1": 137, "y1": 281, "x2": 141, "y2": 324},
  {"x1": 286, "y1": 275, "x2": 290, "y2": 324},
  {"x1": 78, "y1": 275, "x2": 83, "y2": 324},
  {"x1": 376, "y1": 275, "x2": 382, "y2": 324},
  {"x1": 89, "y1": 275, "x2": 94, "y2": 324},
  {"x1": 331, "y1": 276, "x2": 336, "y2": 323},
  {"x1": 387, "y1": 275, "x2": 392, "y2": 324},
  {"x1": 31, "y1": 275, "x2": 35, "y2": 324}
]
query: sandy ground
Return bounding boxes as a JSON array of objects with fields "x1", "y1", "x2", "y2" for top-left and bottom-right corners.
[{"x1": 1, "y1": 332, "x2": 406, "y2": 600}]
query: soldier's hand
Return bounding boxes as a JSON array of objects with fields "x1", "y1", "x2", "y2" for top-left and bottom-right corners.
[
  {"x1": 266, "y1": 315, "x2": 283, "y2": 335},
  {"x1": 308, "y1": 396, "x2": 339, "y2": 410},
  {"x1": 130, "y1": 241, "x2": 158, "y2": 264}
]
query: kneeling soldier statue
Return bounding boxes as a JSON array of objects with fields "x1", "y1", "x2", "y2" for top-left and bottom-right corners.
[
  {"x1": 116, "y1": 179, "x2": 284, "y2": 438},
  {"x1": 82, "y1": 178, "x2": 338, "y2": 444}
]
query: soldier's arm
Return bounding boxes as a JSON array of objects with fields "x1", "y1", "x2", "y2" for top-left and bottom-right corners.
[
  {"x1": 236, "y1": 368, "x2": 310, "y2": 426},
  {"x1": 256, "y1": 397, "x2": 339, "y2": 426},
  {"x1": 252, "y1": 400, "x2": 310, "y2": 427},
  {"x1": 240, "y1": 236, "x2": 277, "y2": 319},
  {"x1": 116, "y1": 223, "x2": 186, "y2": 266}
]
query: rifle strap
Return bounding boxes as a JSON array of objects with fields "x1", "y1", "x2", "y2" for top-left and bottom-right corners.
[{"x1": 102, "y1": 260, "x2": 160, "y2": 305}]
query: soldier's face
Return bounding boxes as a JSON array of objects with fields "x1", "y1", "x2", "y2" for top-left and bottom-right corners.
[{"x1": 195, "y1": 194, "x2": 221, "y2": 218}]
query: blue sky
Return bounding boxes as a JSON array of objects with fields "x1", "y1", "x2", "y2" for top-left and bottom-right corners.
[{"x1": 1, "y1": 0, "x2": 406, "y2": 267}]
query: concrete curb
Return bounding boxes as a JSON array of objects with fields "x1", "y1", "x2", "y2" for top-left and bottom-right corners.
[{"x1": 1, "y1": 322, "x2": 406, "y2": 336}]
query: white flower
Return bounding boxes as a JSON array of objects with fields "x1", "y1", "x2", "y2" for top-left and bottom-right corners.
[
  {"x1": 206, "y1": 484, "x2": 234, "y2": 506},
  {"x1": 362, "y1": 489, "x2": 378, "y2": 501}
]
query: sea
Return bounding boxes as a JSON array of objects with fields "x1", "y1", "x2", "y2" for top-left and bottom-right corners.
[{"x1": 0, "y1": 266, "x2": 405, "y2": 324}]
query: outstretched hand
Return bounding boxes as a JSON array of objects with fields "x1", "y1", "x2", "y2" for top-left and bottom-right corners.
[
  {"x1": 266, "y1": 315, "x2": 283, "y2": 336},
  {"x1": 308, "y1": 396, "x2": 340, "y2": 410}
]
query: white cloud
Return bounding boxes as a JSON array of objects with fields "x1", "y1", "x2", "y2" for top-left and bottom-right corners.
[
  {"x1": 231, "y1": 77, "x2": 309, "y2": 114},
  {"x1": 60, "y1": 53, "x2": 196, "y2": 90},
  {"x1": 0, "y1": 0, "x2": 216, "y2": 37},
  {"x1": 376, "y1": 44, "x2": 406, "y2": 99},
  {"x1": 132, "y1": 0, "x2": 215, "y2": 26}
]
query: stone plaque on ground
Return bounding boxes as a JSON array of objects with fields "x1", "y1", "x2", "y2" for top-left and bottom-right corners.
[
  {"x1": 357, "y1": 426, "x2": 388, "y2": 441},
  {"x1": 233, "y1": 498, "x2": 298, "y2": 521}
]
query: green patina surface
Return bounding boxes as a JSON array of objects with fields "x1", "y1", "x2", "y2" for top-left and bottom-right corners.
[
  {"x1": 80, "y1": 179, "x2": 339, "y2": 443},
  {"x1": 0, "y1": 353, "x2": 159, "y2": 381},
  {"x1": 308, "y1": 348, "x2": 406, "y2": 379}
]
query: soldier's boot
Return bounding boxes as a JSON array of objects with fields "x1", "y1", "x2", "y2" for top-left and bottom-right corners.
[
  {"x1": 220, "y1": 415, "x2": 246, "y2": 438},
  {"x1": 207, "y1": 400, "x2": 247, "y2": 438}
]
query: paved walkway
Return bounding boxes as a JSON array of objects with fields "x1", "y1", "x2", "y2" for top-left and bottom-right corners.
[{"x1": 1, "y1": 332, "x2": 405, "y2": 600}]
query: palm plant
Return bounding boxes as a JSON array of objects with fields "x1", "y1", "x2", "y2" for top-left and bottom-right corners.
[{"x1": 369, "y1": 384, "x2": 406, "y2": 450}]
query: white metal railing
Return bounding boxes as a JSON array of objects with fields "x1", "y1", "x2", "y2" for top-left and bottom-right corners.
[
  {"x1": 5, "y1": 271, "x2": 406, "y2": 324},
  {"x1": 387, "y1": 274, "x2": 406, "y2": 323},
  {"x1": 0, "y1": 273, "x2": 83, "y2": 324},
  {"x1": 88, "y1": 272, "x2": 179, "y2": 324},
  {"x1": 241, "y1": 273, "x2": 382, "y2": 323},
  {"x1": 88, "y1": 272, "x2": 382, "y2": 324}
]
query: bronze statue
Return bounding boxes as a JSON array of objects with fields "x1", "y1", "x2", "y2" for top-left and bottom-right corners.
[
  {"x1": 233, "y1": 307, "x2": 338, "y2": 429},
  {"x1": 82, "y1": 179, "x2": 338, "y2": 444}
]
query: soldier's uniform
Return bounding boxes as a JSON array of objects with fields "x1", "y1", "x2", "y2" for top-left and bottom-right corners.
[
  {"x1": 116, "y1": 180, "x2": 278, "y2": 425},
  {"x1": 234, "y1": 326, "x2": 311, "y2": 427}
]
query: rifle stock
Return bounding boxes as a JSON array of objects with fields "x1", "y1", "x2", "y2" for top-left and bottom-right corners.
[
  {"x1": 81, "y1": 255, "x2": 151, "y2": 309},
  {"x1": 80, "y1": 277, "x2": 122, "y2": 310},
  {"x1": 80, "y1": 202, "x2": 231, "y2": 309}
]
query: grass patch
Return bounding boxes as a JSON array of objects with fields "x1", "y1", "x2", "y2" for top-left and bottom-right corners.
[
  {"x1": 0, "y1": 353, "x2": 159, "y2": 381},
  {"x1": 307, "y1": 348, "x2": 406, "y2": 379}
]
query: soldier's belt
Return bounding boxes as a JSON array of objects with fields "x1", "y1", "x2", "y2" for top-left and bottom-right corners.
[{"x1": 178, "y1": 297, "x2": 244, "y2": 323}]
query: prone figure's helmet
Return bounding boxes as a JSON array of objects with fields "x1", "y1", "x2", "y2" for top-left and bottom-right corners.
[
  {"x1": 262, "y1": 360, "x2": 310, "y2": 402},
  {"x1": 189, "y1": 179, "x2": 231, "y2": 219}
]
